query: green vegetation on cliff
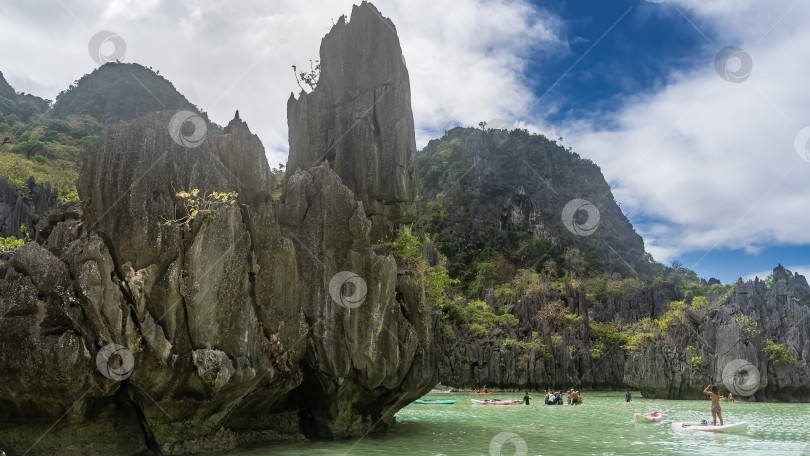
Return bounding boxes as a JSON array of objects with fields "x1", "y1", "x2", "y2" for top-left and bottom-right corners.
[{"x1": 52, "y1": 62, "x2": 202, "y2": 123}]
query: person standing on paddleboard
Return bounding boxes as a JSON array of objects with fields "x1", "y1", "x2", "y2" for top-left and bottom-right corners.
[{"x1": 703, "y1": 384, "x2": 724, "y2": 426}]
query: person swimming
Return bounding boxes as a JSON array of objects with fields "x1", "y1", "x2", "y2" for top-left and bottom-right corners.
[{"x1": 625, "y1": 390, "x2": 632, "y2": 402}]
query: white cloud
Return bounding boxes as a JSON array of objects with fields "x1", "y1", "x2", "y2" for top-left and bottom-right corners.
[
  {"x1": 3, "y1": 0, "x2": 808, "y2": 274},
  {"x1": 559, "y1": 0, "x2": 810, "y2": 265},
  {"x1": 0, "y1": 0, "x2": 563, "y2": 170}
]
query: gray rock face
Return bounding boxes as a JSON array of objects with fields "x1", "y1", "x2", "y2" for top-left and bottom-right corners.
[
  {"x1": 625, "y1": 266, "x2": 810, "y2": 401},
  {"x1": 0, "y1": 2, "x2": 434, "y2": 453},
  {"x1": 436, "y1": 282, "x2": 626, "y2": 390},
  {"x1": 0, "y1": 112, "x2": 308, "y2": 455},
  {"x1": 0, "y1": 177, "x2": 58, "y2": 240},
  {"x1": 278, "y1": 164, "x2": 435, "y2": 438},
  {"x1": 287, "y1": 1, "x2": 418, "y2": 228}
]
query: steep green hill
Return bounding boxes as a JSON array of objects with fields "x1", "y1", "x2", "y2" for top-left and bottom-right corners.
[
  {"x1": 1, "y1": 62, "x2": 209, "y2": 240},
  {"x1": 406, "y1": 126, "x2": 725, "y2": 389},
  {"x1": 52, "y1": 62, "x2": 202, "y2": 123},
  {"x1": 0, "y1": 71, "x2": 50, "y2": 124},
  {"x1": 417, "y1": 127, "x2": 660, "y2": 291}
]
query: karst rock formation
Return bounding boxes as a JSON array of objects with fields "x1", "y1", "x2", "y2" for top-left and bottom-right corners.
[{"x1": 0, "y1": 2, "x2": 435, "y2": 455}]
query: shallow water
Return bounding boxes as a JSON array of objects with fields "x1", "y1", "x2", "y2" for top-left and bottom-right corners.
[{"x1": 223, "y1": 392, "x2": 810, "y2": 455}]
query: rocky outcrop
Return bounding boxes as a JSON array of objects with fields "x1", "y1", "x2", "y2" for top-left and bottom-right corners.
[
  {"x1": 0, "y1": 112, "x2": 306, "y2": 455},
  {"x1": 435, "y1": 281, "x2": 627, "y2": 390},
  {"x1": 0, "y1": 177, "x2": 58, "y2": 239},
  {"x1": 625, "y1": 266, "x2": 810, "y2": 401},
  {"x1": 417, "y1": 127, "x2": 655, "y2": 280},
  {"x1": 278, "y1": 164, "x2": 434, "y2": 438},
  {"x1": 0, "y1": 2, "x2": 434, "y2": 454},
  {"x1": 286, "y1": 1, "x2": 418, "y2": 232},
  {"x1": 279, "y1": 1, "x2": 434, "y2": 438}
]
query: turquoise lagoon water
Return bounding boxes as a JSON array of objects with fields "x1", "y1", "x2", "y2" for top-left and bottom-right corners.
[{"x1": 224, "y1": 392, "x2": 810, "y2": 455}]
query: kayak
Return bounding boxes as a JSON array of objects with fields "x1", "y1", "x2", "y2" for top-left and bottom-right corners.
[
  {"x1": 471, "y1": 399, "x2": 520, "y2": 405},
  {"x1": 469, "y1": 392, "x2": 493, "y2": 395},
  {"x1": 634, "y1": 411, "x2": 664, "y2": 422},
  {"x1": 413, "y1": 399, "x2": 455, "y2": 405},
  {"x1": 670, "y1": 421, "x2": 749, "y2": 433}
]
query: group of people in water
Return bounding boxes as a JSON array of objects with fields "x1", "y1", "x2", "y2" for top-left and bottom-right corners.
[
  {"x1": 514, "y1": 389, "x2": 584, "y2": 405},
  {"x1": 483, "y1": 383, "x2": 732, "y2": 424}
]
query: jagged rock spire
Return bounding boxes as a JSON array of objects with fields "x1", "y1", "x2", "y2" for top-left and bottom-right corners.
[{"x1": 286, "y1": 1, "x2": 417, "y2": 225}]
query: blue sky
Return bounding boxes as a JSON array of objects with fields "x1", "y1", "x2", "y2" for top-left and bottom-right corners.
[
  {"x1": 511, "y1": 0, "x2": 810, "y2": 284},
  {"x1": 0, "y1": 0, "x2": 808, "y2": 284}
]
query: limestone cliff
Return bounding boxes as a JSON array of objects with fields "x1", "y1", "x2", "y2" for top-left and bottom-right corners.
[
  {"x1": 0, "y1": 177, "x2": 58, "y2": 241},
  {"x1": 1, "y1": 112, "x2": 306, "y2": 455},
  {"x1": 281, "y1": 0, "x2": 434, "y2": 438},
  {"x1": 625, "y1": 265, "x2": 810, "y2": 401},
  {"x1": 0, "y1": 2, "x2": 434, "y2": 454},
  {"x1": 278, "y1": 164, "x2": 434, "y2": 438},
  {"x1": 286, "y1": 1, "x2": 418, "y2": 231}
]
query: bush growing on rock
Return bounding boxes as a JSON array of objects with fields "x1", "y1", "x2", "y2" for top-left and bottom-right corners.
[{"x1": 763, "y1": 339, "x2": 795, "y2": 366}]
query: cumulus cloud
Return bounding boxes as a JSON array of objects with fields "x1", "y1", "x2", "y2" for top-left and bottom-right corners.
[
  {"x1": 3, "y1": 0, "x2": 807, "y2": 276},
  {"x1": 0, "y1": 0, "x2": 563, "y2": 169},
  {"x1": 560, "y1": 0, "x2": 810, "y2": 265}
]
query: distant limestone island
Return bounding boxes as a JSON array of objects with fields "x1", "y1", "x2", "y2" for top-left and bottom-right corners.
[{"x1": 1, "y1": 1, "x2": 808, "y2": 455}]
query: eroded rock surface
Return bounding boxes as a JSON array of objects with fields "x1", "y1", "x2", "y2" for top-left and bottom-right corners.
[
  {"x1": 0, "y1": 3, "x2": 434, "y2": 454},
  {"x1": 287, "y1": 1, "x2": 418, "y2": 230},
  {"x1": 0, "y1": 112, "x2": 307, "y2": 455},
  {"x1": 625, "y1": 266, "x2": 810, "y2": 401},
  {"x1": 279, "y1": 164, "x2": 434, "y2": 438}
]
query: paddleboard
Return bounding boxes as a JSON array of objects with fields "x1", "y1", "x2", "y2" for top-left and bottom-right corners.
[{"x1": 670, "y1": 421, "x2": 748, "y2": 433}]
